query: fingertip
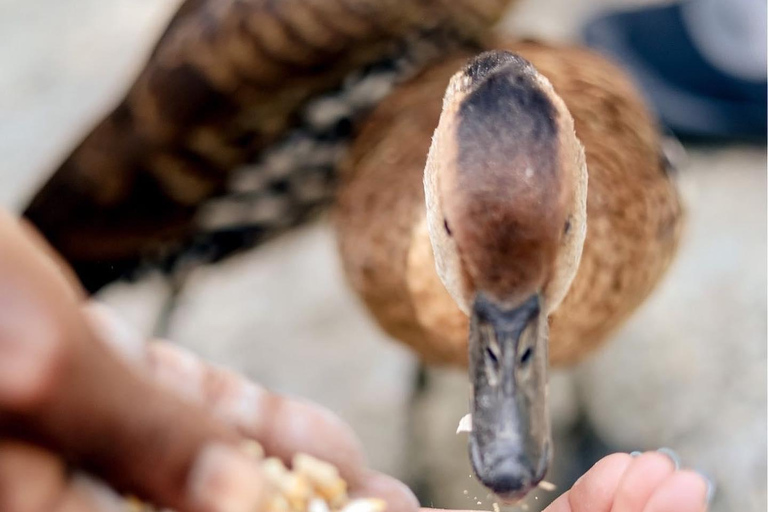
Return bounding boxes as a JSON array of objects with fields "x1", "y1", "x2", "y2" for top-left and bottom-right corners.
[
  {"x1": 655, "y1": 448, "x2": 681, "y2": 471},
  {"x1": 142, "y1": 344, "x2": 371, "y2": 507},
  {"x1": 573, "y1": 452, "x2": 633, "y2": 488},
  {"x1": 643, "y1": 470, "x2": 709, "y2": 512},
  {"x1": 0, "y1": 442, "x2": 66, "y2": 512},
  {"x1": 14, "y1": 216, "x2": 86, "y2": 300},
  {"x1": 187, "y1": 442, "x2": 272, "y2": 512},
  {"x1": 0, "y1": 213, "x2": 90, "y2": 411},
  {"x1": 257, "y1": 396, "x2": 368, "y2": 487},
  {"x1": 610, "y1": 451, "x2": 677, "y2": 511},
  {"x1": 567, "y1": 453, "x2": 633, "y2": 511},
  {"x1": 0, "y1": 312, "x2": 71, "y2": 411},
  {"x1": 146, "y1": 342, "x2": 206, "y2": 402},
  {"x1": 199, "y1": 362, "x2": 269, "y2": 426}
]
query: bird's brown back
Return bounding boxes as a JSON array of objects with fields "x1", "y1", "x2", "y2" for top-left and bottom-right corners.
[{"x1": 23, "y1": 0, "x2": 516, "y2": 292}]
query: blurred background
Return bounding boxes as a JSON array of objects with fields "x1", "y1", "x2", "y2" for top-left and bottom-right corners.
[{"x1": 1, "y1": 0, "x2": 765, "y2": 511}]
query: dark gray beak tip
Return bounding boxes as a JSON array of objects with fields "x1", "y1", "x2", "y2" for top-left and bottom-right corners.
[
  {"x1": 481, "y1": 466, "x2": 534, "y2": 502},
  {"x1": 470, "y1": 437, "x2": 550, "y2": 501}
]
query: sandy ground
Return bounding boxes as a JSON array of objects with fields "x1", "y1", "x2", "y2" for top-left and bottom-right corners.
[{"x1": 1, "y1": 0, "x2": 765, "y2": 511}]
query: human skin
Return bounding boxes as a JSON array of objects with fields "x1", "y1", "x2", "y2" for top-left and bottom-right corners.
[{"x1": 0, "y1": 210, "x2": 709, "y2": 512}]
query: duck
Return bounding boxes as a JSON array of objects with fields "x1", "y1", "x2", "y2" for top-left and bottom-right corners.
[
  {"x1": 22, "y1": 0, "x2": 519, "y2": 294},
  {"x1": 333, "y1": 39, "x2": 685, "y2": 500},
  {"x1": 19, "y1": 0, "x2": 684, "y2": 501}
]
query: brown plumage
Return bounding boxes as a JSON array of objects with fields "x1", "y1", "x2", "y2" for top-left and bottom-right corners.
[
  {"x1": 20, "y1": 2, "x2": 684, "y2": 496},
  {"x1": 23, "y1": 0, "x2": 517, "y2": 293},
  {"x1": 334, "y1": 39, "x2": 685, "y2": 368}
]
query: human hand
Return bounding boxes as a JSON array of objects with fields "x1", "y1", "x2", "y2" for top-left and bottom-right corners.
[
  {"x1": 0, "y1": 209, "x2": 418, "y2": 512},
  {"x1": 0, "y1": 208, "x2": 712, "y2": 512},
  {"x1": 543, "y1": 450, "x2": 712, "y2": 512}
]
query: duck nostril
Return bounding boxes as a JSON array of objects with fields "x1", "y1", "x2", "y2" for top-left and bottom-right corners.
[
  {"x1": 520, "y1": 347, "x2": 533, "y2": 365},
  {"x1": 443, "y1": 218, "x2": 452, "y2": 236},
  {"x1": 486, "y1": 346, "x2": 499, "y2": 364},
  {"x1": 485, "y1": 346, "x2": 500, "y2": 386}
]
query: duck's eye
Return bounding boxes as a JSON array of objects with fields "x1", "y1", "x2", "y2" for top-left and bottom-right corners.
[
  {"x1": 520, "y1": 347, "x2": 534, "y2": 365},
  {"x1": 443, "y1": 218, "x2": 452, "y2": 237},
  {"x1": 564, "y1": 218, "x2": 571, "y2": 235}
]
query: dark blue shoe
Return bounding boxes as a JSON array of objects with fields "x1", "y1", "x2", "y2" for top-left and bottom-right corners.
[{"x1": 582, "y1": 2, "x2": 766, "y2": 141}]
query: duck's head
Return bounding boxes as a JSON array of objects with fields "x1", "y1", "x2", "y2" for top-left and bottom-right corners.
[{"x1": 423, "y1": 50, "x2": 587, "y2": 501}]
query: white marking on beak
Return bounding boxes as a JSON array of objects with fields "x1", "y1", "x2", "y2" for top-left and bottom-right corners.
[
  {"x1": 456, "y1": 413, "x2": 473, "y2": 434},
  {"x1": 483, "y1": 324, "x2": 501, "y2": 387},
  {"x1": 486, "y1": 325, "x2": 501, "y2": 360}
]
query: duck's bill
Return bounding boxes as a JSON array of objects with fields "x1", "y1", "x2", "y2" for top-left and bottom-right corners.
[{"x1": 467, "y1": 293, "x2": 552, "y2": 502}]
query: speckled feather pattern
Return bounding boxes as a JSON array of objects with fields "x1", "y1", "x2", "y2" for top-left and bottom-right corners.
[
  {"x1": 335, "y1": 59, "x2": 469, "y2": 363},
  {"x1": 334, "y1": 41, "x2": 684, "y2": 367},
  {"x1": 521, "y1": 42, "x2": 685, "y2": 365},
  {"x1": 23, "y1": 0, "x2": 515, "y2": 292}
]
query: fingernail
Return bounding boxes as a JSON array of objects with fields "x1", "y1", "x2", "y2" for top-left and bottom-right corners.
[
  {"x1": 146, "y1": 343, "x2": 205, "y2": 402},
  {"x1": 70, "y1": 473, "x2": 125, "y2": 512},
  {"x1": 212, "y1": 379, "x2": 269, "y2": 428},
  {"x1": 82, "y1": 302, "x2": 145, "y2": 362},
  {"x1": 656, "y1": 447, "x2": 681, "y2": 470},
  {"x1": 629, "y1": 451, "x2": 642, "y2": 458},
  {"x1": 189, "y1": 443, "x2": 270, "y2": 512},
  {"x1": 695, "y1": 469, "x2": 716, "y2": 504}
]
